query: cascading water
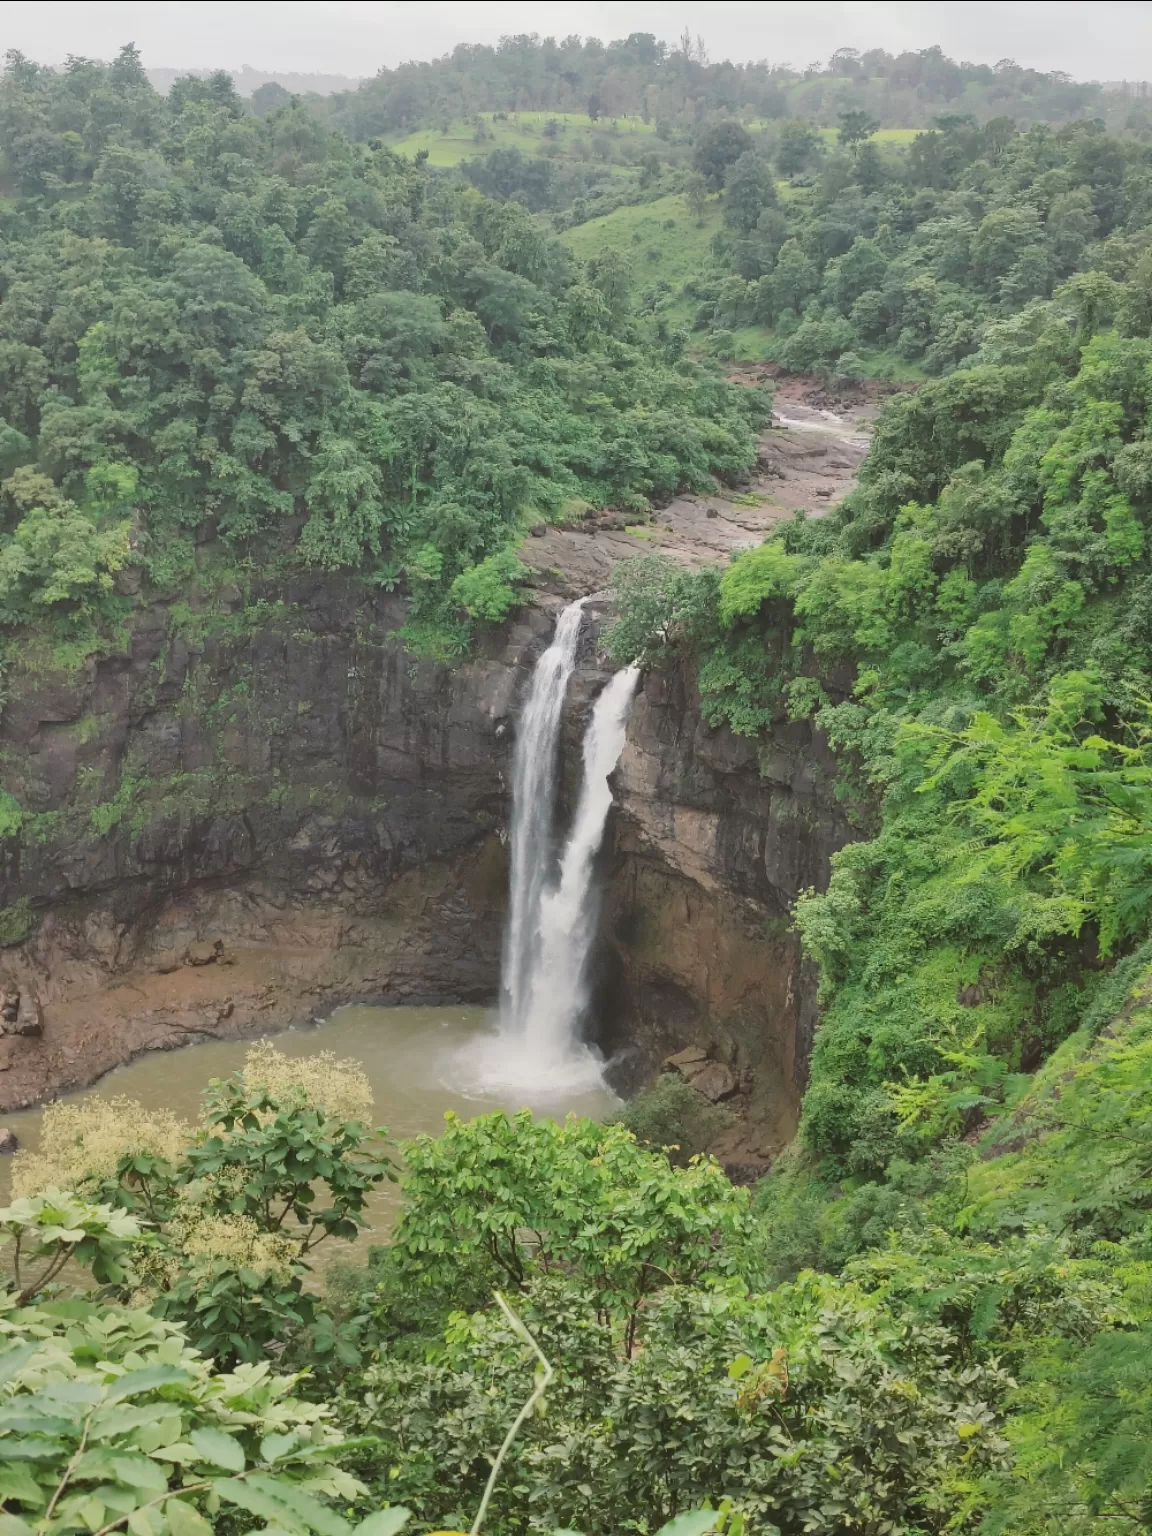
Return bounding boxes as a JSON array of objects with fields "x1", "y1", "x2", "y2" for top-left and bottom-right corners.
[
  {"x1": 500, "y1": 598, "x2": 586, "y2": 1035},
  {"x1": 516, "y1": 663, "x2": 640, "y2": 1073},
  {"x1": 453, "y1": 600, "x2": 639, "y2": 1097}
]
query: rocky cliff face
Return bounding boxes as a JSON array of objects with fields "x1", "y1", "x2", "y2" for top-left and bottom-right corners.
[
  {"x1": 0, "y1": 579, "x2": 537, "y2": 1107},
  {"x1": 0, "y1": 403, "x2": 866, "y2": 1138},
  {"x1": 601, "y1": 661, "x2": 854, "y2": 1157}
]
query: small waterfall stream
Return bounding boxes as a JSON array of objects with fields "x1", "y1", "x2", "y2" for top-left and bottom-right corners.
[{"x1": 459, "y1": 600, "x2": 639, "y2": 1095}]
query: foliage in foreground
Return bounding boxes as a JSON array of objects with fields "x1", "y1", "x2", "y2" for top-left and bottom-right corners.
[
  {"x1": 8, "y1": 1017, "x2": 1152, "y2": 1533},
  {"x1": 0, "y1": 1298, "x2": 392, "y2": 1536},
  {"x1": 340, "y1": 1270, "x2": 1011, "y2": 1536},
  {"x1": 7, "y1": 1042, "x2": 394, "y2": 1368}
]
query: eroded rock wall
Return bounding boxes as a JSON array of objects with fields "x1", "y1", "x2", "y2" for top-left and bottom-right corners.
[
  {"x1": 0, "y1": 586, "x2": 854, "y2": 1146},
  {"x1": 0, "y1": 581, "x2": 553, "y2": 1106},
  {"x1": 599, "y1": 662, "x2": 854, "y2": 1154}
]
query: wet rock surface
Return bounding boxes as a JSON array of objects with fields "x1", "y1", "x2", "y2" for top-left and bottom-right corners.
[
  {"x1": 518, "y1": 383, "x2": 870, "y2": 601},
  {"x1": 597, "y1": 655, "x2": 854, "y2": 1158}
]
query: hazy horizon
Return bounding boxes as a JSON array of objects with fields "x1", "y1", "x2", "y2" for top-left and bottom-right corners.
[{"x1": 3, "y1": 1, "x2": 1150, "y2": 86}]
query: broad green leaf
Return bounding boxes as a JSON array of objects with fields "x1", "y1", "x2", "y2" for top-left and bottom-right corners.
[
  {"x1": 0, "y1": 1344, "x2": 39, "y2": 1387},
  {"x1": 110, "y1": 1453, "x2": 170, "y2": 1493},
  {"x1": 245, "y1": 1474, "x2": 351, "y2": 1536},
  {"x1": 0, "y1": 1464, "x2": 46, "y2": 1507},
  {"x1": 0, "y1": 1407, "x2": 74, "y2": 1435},
  {"x1": 352, "y1": 1515, "x2": 411, "y2": 1536},
  {"x1": 92, "y1": 1485, "x2": 139, "y2": 1515},
  {"x1": 43, "y1": 1382, "x2": 103, "y2": 1406},
  {"x1": 151, "y1": 1443, "x2": 201, "y2": 1465},
  {"x1": 189, "y1": 1427, "x2": 246, "y2": 1472},
  {"x1": 107, "y1": 1366, "x2": 192, "y2": 1402},
  {"x1": 654, "y1": 1513, "x2": 719, "y2": 1536},
  {"x1": 165, "y1": 1498, "x2": 214, "y2": 1536},
  {"x1": 260, "y1": 1432, "x2": 299, "y2": 1464},
  {"x1": 212, "y1": 1478, "x2": 308, "y2": 1535},
  {"x1": 0, "y1": 1439, "x2": 65, "y2": 1461},
  {"x1": 76, "y1": 1495, "x2": 106, "y2": 1530},
  {"x1": 0, "y1": 1514, "x2": 35, "y2": 1536},
  {"x1": 90, "y1": 1405, "x2": 173, "y2": 1442},
  {"x1": 75, "y1": 1449, "x2": 124, "y2": 1482}
]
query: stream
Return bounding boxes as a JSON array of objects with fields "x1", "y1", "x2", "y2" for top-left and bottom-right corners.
[{"x1": 0, "y1": 1004, "x2": 617, "y2": 1245}]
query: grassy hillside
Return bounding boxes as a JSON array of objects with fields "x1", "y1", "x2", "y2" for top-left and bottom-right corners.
[
  {"x1": 385, "y1": 110, "x2": 657, "y2": 169},
  {"x1": 560, "y1": 190, "x2": 723, "y2": 297},
  {"x1": 559, "y1": 190, "x2": 926, "y2": 378}
]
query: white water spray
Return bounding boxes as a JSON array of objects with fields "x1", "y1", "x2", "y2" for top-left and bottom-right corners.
[
  {"x1": 516, "y1": 663, "x2": 640, "y2": 1077},
  {"x1": 500, "y1": 599, "x2": 586, "y2": 1035},
  {"x1": 455, "y1": 602, "x2": 639, "y2": 1097}
]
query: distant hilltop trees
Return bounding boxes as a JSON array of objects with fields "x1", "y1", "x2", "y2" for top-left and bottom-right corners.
[{"x1": 145, "y1": 64, "x2": 361, "y2": 96}]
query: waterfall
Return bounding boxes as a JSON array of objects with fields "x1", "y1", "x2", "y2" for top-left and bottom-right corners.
[
  {"x1": 456, "y1": 601, "x2": 639, "y2": 1098},
  {"x1": 516, "y1": 664, "x2": 640, "y2": 1071},
  {"x1": 500, "y1": 598, "x2": 586, "y2": 1036}
]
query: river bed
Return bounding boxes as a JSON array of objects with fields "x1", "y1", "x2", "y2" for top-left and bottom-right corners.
[{"x1": 0, "y1": 1005, "x2": 618, "y2": 1244}]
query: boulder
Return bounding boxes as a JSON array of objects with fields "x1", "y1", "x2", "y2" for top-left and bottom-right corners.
[
  {"x1": 0, "y1": 1127, "x2": 18, "y2": 1154},
  {"x1": 9, "y1": 997, "x2": 43, "y2": 1037},
  {"x1": 664, "y1": 1044, "x2": 709, "y2": 1072},
  {"x1": 185, "y1": 939, "x2": 223, "y2": 967},
  {"x1": 686, "y1": 1060, "x2": 739, "y2": 1103}
]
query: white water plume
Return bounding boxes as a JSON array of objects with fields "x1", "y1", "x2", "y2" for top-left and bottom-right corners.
[
  {"x1": 500, "y1": 598, "x2": 586, "y2": 1035},
  {"x1": 515, "y1": 663, "x2": 640, "y2": 1079},
  {"x1": 453, "y1": 601, "x2": 639, "y2": 1098}
]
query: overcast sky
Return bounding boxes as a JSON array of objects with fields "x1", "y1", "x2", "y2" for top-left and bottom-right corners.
[{"x1": 4, "y1": 1, "x2": 1150, "y2": 83}]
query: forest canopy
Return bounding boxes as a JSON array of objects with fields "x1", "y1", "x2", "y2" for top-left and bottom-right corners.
[
  {"x1": 0, "y1": 44, "x2": 763, "y2": 654},
  {"x1": 322, "y1": 35, "x2": 1120, "y2": 139}
]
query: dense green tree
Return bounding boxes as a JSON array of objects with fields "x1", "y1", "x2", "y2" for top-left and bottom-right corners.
[
  {"x1": 775, "y1": 118, "x2": 824, "y2": 178},
  {"x1": 251, "y1": 79, "x2": 291, "y2": 116},
  {"x1": 838, "y1": 106, "x2": 880, "y2": 149},
  {"x1": 692, "y1": 119, "x2": 754, "y2": 191},
  {"x1": 722, "y1": 148, "x2": 776, "y2": 234}
]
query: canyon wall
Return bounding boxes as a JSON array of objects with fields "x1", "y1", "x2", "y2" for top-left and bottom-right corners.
[
  {"x1": 0, "y1": 408, "x2": 867, "y2": 1126},
  {"x1": 0, "y1": 581, "x2": 853, "y2": 1147},
  {"x1": 0, "y1": 580, "x2": 527, "y2": 1106}
]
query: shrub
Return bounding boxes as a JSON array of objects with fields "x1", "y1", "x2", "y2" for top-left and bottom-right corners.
[
  {"x1": 449, "y1": 547, "x2": 528, "y2": 621},
  {"x1": 614, "y1": 1074, "x2": 736, "y2": 1166},
  {"x1": 10, "y1": 1044, "x2": 395, "y2": 1368},
  {"x1": 388, "y1": 1110, "x2": 748, "y2": 1350},
  {"x1": 0, "y1": 1299, "x2": 400, "y2": 1536}
]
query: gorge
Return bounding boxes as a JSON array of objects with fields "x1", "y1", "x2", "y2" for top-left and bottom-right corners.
[{"x1": 0, "y1": 400, "x2": 865, "y2": 1160}]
